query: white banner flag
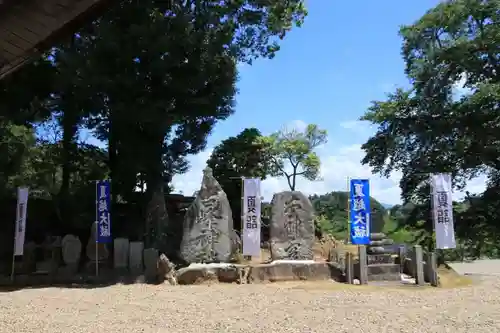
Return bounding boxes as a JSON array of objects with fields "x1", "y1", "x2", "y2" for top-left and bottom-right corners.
[
  {"x1": 14, "y1": 187, "x2": 29, "y2": 256},
  {"x1": 431, "y1": 174, "x2": 456, "y2": 249},
  {"x1": 242, "y1": 178, "x2": 261, "y2": 256}
]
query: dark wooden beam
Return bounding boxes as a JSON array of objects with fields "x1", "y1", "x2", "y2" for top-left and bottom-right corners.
[{"x1": 0, "y1": 0, "x2": 113, "y2": 80}]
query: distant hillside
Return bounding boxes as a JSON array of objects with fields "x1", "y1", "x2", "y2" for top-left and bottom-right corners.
[
  {"x1": 381, "y1": 203, "x2": 394, "y2": 209},
  {"x1": 309, "y1": 191, "x2": 387, "y2": 237}
]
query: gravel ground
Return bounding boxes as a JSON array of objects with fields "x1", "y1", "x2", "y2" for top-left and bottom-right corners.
[
  {"x1": 1, "y1": 277, "x2": 500, "y2": 333},
  {"x1": 448, "y1": 260, "x2": 500, "y2": 276}
]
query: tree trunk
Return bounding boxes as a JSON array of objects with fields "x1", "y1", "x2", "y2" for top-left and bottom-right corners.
[
  {"x1": 59, "y1": 104, "x2": 79, "y2": 226},
  {"x1": 144, "y1": 139, "x2": 169, "y2": 251}
]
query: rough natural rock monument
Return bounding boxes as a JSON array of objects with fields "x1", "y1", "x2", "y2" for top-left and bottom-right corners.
[
  {"x1": 180, "y1": 167, "x2": 233, "y2": 263},
  {"x1": 269, "y1": 191, "x2": 315, "y2": 260}
]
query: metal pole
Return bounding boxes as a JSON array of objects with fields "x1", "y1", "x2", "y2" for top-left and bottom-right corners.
[
  {"x1": 95, "y1": 180, "x2": 99, "y2": 277},
  {"x1": 10, "y1": 248, "x2": 15, "y2": 282},
  {"x1": 95, "y1": 221, "x2": 99, "y2": 277},
  {"x1": 346, "y1": 177, "x2": 351, "y2": 244},
  {"x1": 11, "y1": 209, "x2": 18, "y2": 282}
]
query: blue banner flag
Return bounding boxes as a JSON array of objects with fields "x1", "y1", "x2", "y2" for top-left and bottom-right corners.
[
  {"x1": 96, "y1": 180, "x2": 111, "y2": 243},
  {"x1": 349, "y1": 179, "x2": 370, "y2": 245}
]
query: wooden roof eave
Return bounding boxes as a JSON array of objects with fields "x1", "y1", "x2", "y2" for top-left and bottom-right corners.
[{"x1": 0, "y1": 0, "x2": 112, "y2": 80}]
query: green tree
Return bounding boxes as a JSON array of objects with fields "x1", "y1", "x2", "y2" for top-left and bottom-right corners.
[
  {"x1": 207, "y1": 128, "x2": 274, "y2": 230},
  {"x1": 78, "y1": 0, "x2": 307, "y2": 249},
  {"x1": 261, "y1": 123, "x2": 327, "y2": 191},
  {"x1": 360, "y1": 0, "x2": 500, "y2": 252},
  {"x1": 0, "y1": 57, "x2": 56, "y2": 198},
  {"x1": 310, "y1": 191, "x2": 387, "y2": 237}
]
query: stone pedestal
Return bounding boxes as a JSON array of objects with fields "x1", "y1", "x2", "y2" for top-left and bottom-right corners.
[{"x1": 366, "y1": 233, "x2": 400, "y2": 282}]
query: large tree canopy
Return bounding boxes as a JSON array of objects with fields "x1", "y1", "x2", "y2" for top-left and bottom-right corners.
[
  {"x1": 362, "y1": 0, "x2": 499, "y2": 200},
  {"x1": 361, "y1": 0, "x2": 500, "y2": 253},
  {"x1": 0, "y1": 0, "x2": 308, "y2": 252}
]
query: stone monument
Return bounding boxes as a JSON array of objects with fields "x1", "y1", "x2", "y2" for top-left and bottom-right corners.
[
  {"x1": 62, "y1": 234, "x2": 82, "y2": 273},
  {"x1": 365, "y1": 232, "x2": 400, "y2": 281},
  {"x1": 269, "y1": 191, "x2": 314, "y2": 260},
  {"x1": 180, "y1": 167, "x2": 233, "y2": 263},
  {"x1": 86, "y1": 222, "x2": 109, "y2": 268}
]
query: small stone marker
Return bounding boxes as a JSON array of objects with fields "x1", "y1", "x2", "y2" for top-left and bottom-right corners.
[
  {"x1": 114, "y1": 238, "x2": 130, "y2": 269},
  {"x1": 62, "y1": 234, "x2": 82, "y2": 270},
  {"x1": 129, "y1": 241, "x2": 144, "y2": 274}
]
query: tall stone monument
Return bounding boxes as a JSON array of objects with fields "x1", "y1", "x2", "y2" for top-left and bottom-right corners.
[
  {"x1": 180, "y1": 167, "x2": 233, "y2": 263},
  {"x1": 269, "y1": 191, "x2": 314, "y2": 260}
]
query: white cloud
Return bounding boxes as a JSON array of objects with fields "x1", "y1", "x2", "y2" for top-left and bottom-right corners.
[{"x1": 172, "y1": 120, "x2": 486, "y2": 205}]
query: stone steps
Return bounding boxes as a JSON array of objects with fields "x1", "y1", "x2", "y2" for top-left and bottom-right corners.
[{"x1": 367, "y1": 263, "x2": 400, "y2": 281}]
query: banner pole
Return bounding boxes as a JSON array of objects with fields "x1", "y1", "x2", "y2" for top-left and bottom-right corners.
[
  {"x1": 347, "y1": 177, "x2": 351, "y2": 244},
  {"x1": 11, "y1": 205, "x2": 17, "y2": 282},
  {"x1": 95, "y1": 221, "x2": 99, "y2": 277},
  {"x1": 95, "y1": 180, "x2": 99, "y2": 277},
  {"x1": 10, "y1": 239, "x2": 15, "y2": 282}
]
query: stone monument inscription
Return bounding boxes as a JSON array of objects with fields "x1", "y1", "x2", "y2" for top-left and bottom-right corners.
[{"x1": 269, "y1": 191, "x2": 314, "y2": 260}]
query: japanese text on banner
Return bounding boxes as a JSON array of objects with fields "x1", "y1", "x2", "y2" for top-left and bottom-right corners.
[
  {"x1": 14, "y1": 187, "x2": 29, "y2": 256},
  {"x1": 96, "y1": 180, "x2": 111, "y2": 243},
  {"x1": 431, "y1": 173, "x2": 456, "y2": 249},
  {"x1": 242, "y1": 178, "x2": 261, "y2": 256},
  {"x1": 349, "y1": 179, "x2": 370, "y2": 245}
]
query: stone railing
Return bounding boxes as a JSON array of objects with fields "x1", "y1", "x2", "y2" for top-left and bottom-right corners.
[{"x1": 343, "y1": 244, "x2": 439, "y2": 287}]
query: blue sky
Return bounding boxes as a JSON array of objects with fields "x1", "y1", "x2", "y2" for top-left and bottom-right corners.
[
  {"x1": 174, "y1": 0, "x2": 487, "y2": 204},
  {"x1": 78, "y1": 0, "x2": 485, "y2": 204}
]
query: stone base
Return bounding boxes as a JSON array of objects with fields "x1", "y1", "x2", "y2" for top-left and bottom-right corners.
[
  {"x1": 250, "y1": 262, "x2": 343, "y2": 283},
  {"x1": 0, "y1": 262, "x2": 345, "y2": 287},
  {"x1": 175, "y1": 262, "x2": 344, "y2": 285},
  {"x1": 367, "y1": 264, "x2": 401, "y2": 281}
]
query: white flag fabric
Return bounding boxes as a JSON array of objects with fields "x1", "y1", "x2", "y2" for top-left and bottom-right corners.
[
  {"x1": 431, "y1": 174, "x2": 456, "y2": 249},
  {"x1": 242, "y1": 178, "x2": 261, "y2": 256},
  {"x1": 14, "y1": 187, "x2": 29, "y2": 256}
]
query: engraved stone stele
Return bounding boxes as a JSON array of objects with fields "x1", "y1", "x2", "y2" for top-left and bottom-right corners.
[
  {"x1": 86, "y1": 221, "x2": 109, "y2": 262},
  {"x1": 180, "y1": 167, "x2": 233, "y2": 264},
  {"x1": 62, "y1": 234, "x2": 82, "y2": 265},
  {"x1": 269, "y1": 191, "x2": 315, "y2": 261},
  {"x1": 113, "y1": 238, "x2": 130, "y2": 269}
]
